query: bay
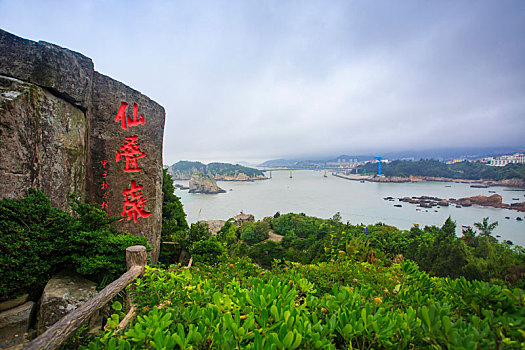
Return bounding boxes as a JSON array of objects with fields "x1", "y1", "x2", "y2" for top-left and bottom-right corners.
[{"x1": 174, "y1": 170, "x2": 525, "y2": 246}]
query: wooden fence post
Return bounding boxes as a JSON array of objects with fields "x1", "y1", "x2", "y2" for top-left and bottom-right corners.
[
  {"x1": 126, "y1": 245, "x2": 147, "y2": 270},
  {"x1": 125, "y1": 245, "x2": 146, "y2": 312},
  {"x1": 23, "y1": 245, "x2": 147, "y2": 350}
]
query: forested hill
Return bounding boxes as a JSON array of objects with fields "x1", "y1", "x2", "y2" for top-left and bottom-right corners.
[
  {"x1": 167, "y1": 161, "x2": 265, "y2": 180},
  {"x1": 359, "y1": 160, "x2": 525, "y2": 180}
]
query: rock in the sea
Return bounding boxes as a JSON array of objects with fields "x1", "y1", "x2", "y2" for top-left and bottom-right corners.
[
  {"x1": 457, "y1": 194, "x2": 502, "y2": 207},
  {"x1": 189, "y1": 173, "x2": 225, "y2": 194},
  {"x1": 35, "y1": 270, "x2": 97, "y2": 335},
  {"x1": 0, "y1": 301, "x2": 35, "y2": 348}
]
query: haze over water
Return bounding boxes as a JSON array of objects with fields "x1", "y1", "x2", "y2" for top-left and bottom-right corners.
[{"x1": 175, "y1": 170, "x2": 525, "y2": 247}]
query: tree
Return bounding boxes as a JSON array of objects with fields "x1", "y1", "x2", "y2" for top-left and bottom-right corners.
[
  {"x1": 474, "y1": 217, "x2": 498, "y2": 237},
  {"x1": 161, "y1": 169, "x2": 188, "y2": 240},
  {"x1": 159, "y1": 169, "x2": 189, "y2": 264}
]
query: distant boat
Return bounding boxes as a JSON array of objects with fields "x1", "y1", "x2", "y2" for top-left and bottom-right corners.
[
  {"x1": 394, "y1": 204, "x2": 402, "y2": 208},
  {"x1": 488, "y1": 190, "x2": 496, "y2": 193},
  {"x1": 324, "y1": 170, "x2": 327, "y2": 178},
  {"x1": 505, "y1": 216, "x2": 510, "y2": 219},
  {"x1": 512, "y1": 198, "x2": 519, "y2": 200},
  {"x1": 518, "y1": 217, "x2": 523, "y2": 221},
  {"x1": 290, "y1": 171, "x2": 293, "y2": 179}
]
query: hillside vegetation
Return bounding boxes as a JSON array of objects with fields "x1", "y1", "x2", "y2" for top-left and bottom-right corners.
[
  {"x1": 359, "y1": 160, "x2": 525, "y2": 180},
  {"x1": 83, "y1": 172, "x2": 525, "y2": 348},
  {"x1": 167, "y1": 161, "x2": 265, "y2": 180}
]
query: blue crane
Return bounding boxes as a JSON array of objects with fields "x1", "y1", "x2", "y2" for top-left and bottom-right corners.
[{"x1": 375, "y1": 156, "x2": 382, "y2": 175}]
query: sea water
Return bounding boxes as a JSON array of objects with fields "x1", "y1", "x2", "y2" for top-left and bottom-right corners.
[{"x1": 175, "y1": 170, "x2": 525, "y2": 246}]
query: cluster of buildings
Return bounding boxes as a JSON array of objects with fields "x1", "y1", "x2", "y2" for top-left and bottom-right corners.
[
  {"x1": 442, "y1": 151, "x2": 525, "y2": 167},
  {"x1": 484, "y1": 152, "x2": 525, "y2": 167}
]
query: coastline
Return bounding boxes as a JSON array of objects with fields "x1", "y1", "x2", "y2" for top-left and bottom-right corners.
[{"x1": 332, "y1": 172, "x2": 525, "y2": 189}]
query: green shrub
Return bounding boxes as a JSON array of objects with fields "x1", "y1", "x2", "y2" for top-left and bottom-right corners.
[
  {"x1": 190, "y1": 238, "x2": 226, "y2": 265},
  {"x1": 240, "y1": 222, "x2": 268, "y2": 245},
  {"x1": 0, "y1": 189, "x2": 148, "y2": 300},
  {"x1": 86, "y1": 258, "x2": 525, "y2": 349}
]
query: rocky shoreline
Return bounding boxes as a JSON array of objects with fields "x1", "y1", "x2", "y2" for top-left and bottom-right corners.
[
  {"x1": 386, "y1": 194, "x2": 525, "y2": 213},
  {"x1": 333, "y1": 172, "x2": 525, "y2": 188},
  {"x1": 172, "y1": 173, "x2": 267, "y2": 182}
]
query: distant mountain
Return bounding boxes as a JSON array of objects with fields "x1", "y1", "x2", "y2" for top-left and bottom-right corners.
[
  {"x1": 260, "y1": 159, "x2": 298, "y2": 167},
  {"x1": 167, "y1": 161, "x2": 266, "y2": 181},
  {"x1": 261, "y1": 147, "x2": 524, "y2": 167},
  {"x1": 260, "y1": 155, "x2": 375, "y2": 168}
]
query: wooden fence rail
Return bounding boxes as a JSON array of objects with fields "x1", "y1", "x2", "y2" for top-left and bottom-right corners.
[{"x1": 23, "y1": 245, "x2": 147, "y2": 350}]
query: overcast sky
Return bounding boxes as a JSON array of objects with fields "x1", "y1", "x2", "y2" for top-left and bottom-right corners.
[{"x1": 1, "y1": 1, "x2": 524, "y2": 164}]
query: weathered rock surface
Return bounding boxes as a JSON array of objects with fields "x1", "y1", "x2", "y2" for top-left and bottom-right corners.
[
  {"x1": 35, "y1": 270, "x2": 97, "y2": 335},
  {"x1": 0, "y1": 29, "x2": 165, "y2": 262},
  {"x1": 0, "y1": 75, "x2": 87, "y2": 210},
  {"x1": 86, "y1": 72, "x2": 165, "y2": 261},
  {"x1": 0, "y1": 30, "x2": 93, "y2": 109},
  {"x1": 204, "y1": 220, "x2": 226, "y2": 235},
  {"x1": 189, "y1": 173, "x2": 226, "y2": 194},
  {"x1": 0, "y1": 295, "x2": 28, "y2": 313},
  {"x1": 0, "y1": 301, "x2": 35, "y2": 348}
]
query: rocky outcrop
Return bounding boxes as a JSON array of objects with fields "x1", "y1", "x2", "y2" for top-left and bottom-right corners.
[
  {"x1": 35, "y1": 270, "x2": 97, "y2": 335},
  {"x1": 214, "y1": 173, "x2": 267, "y2": 181},
  {"x1": 397, "y1": 194, "x2": 525, "y2": 212},
  {"x1": 0, "y1": 29, "x2": 165, "y2": 262},
  {"x1": 0, "y1": 301, "x2": 35, "y2": 348},
  {"x1": 457, "y1": 194, "x2": 503, "y2": 207},
  {"x1": 189, "y1": 173, "x2": 226, "y2": 194},
  {"x1": 368, "y1": 176, "x2": 411, "y2": 183},
  {"x1": 203, "y1": 220, "x2": 226, "y2": 235}
]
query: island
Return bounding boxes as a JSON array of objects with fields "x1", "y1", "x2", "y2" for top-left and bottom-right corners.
[
  {"x1": 167, "y1": 161, "x2": 267, "y2": 181},
  {"x1": 188, "y1": 173, "x2": 226, "y2": 194}
]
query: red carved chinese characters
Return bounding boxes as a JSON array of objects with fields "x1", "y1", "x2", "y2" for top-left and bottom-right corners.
[
  {"x1": 116, "y1": 136, "x2": 146, "y2": 172},
  {"x1": 114, "y1": 102, "x2": 145, "y2": 130},
  {"x1": 114, "y1": 101, "x2": 151, "y2": 222},
  {"x1": 100, "y1": 160, "x2": 109, "y2": 211},
  {"x1": 121, "y1": 180, "x2": 152, "y2": 222}
]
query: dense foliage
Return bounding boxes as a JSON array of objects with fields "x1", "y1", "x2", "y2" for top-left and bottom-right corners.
[
  {"x1": 359, "y1": 159, "x2": 525, "y2": 180},
  {"x1": 0, "y1": 189, "x2": 148, "y2": 300},
  {"x1": 86, "y1": 255, "x2": 525, "y2": 349},
  {"x1": 218, "y1": 213, "x2": 525, "y2": 288},
  {"x1": 168, "y1": 161, "x2": 264, "y2": 178}
]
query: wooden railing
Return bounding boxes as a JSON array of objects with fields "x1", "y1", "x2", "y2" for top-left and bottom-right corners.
[{"x1": 23, "y1": 245, "x2": 147, "y2": 350}]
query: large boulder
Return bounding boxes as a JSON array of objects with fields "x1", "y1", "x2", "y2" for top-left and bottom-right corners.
[
  {"x1": 0, "y1": 29, "x2": 165, "y2": 262},
  {"x1": 189, "y1": 173, "x2": 226, "y2": 194},
  {"x1": 35, "y1": 270, "x2": 97, "y2": 335},
  {"x1": 0, "y1": 301, "x2": 35, "y2": 348}
]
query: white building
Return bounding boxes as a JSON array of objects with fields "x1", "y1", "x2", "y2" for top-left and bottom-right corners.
[{"x1": 488, "y1": 152, "x2": 525, "y2": 166}]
